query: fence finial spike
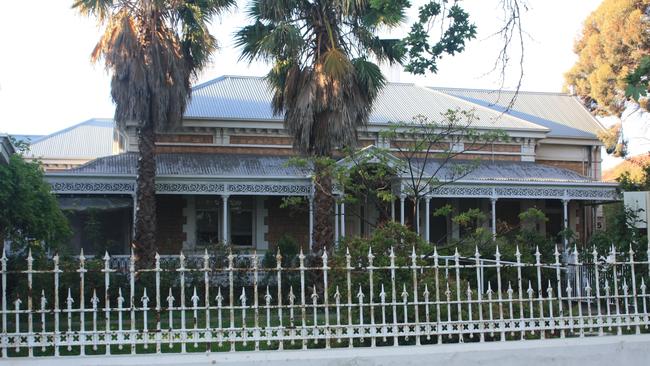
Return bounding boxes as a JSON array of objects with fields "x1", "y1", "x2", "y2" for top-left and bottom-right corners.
[
  {"x1": 79, "y1": 247, "x2": 84, "y2": 260},
  {"x1": 474, "y1": 246, "x2": 480, "y2": 257},
  {"x1": 204, "y1": 248, "x2": 209, "y2": 259},
  {"x1": 103, "y1": 251, "x2": 110, "y2": 261},
  {"x1": 554, "y1": 245, "x2": 560, "y2": 256},
  {"x1": 322, "y1": 250, "x2": 328, "y2": 261},
  {"x1": 1, "y1": 246, "x2": 6, "y2": 261},
  {"x1": 240, "y1": 287, "x2": 247, "y2": 303},
  {"x1": 27, "y1": 248, "x2": 33, "y2": 263},
  {"x1": 142, "y1": 287, "x2": 149, "y2": 304},
  {"x1": 433, "y1": 246, "x2": 438, "y2": 257},
  {"x1": 629, "y1": 244, "x2": 635, "y2": 256},
  {"x1": 573, "y1": 243, "x2": 579, "y2": 256},
  {"x1": 515, "y1": 245, "x2": 521, "y2": 257},
  {"x1": 216, "y1": 286, "x2": 223, "y2": 302},
  {"x1": 389, "y1": 246, "x2": 395, "y2": 258},
  {"x1": 495, "y1": 244, "x2": 501, "y2": 258},
  {"x1": 299, "y1": 247, "x2": 305, "y2": 259}
]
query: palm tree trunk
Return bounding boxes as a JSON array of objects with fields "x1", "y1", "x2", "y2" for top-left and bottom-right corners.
[
  {"x1": 133, "y1": 119, "x2": 157, "y2": 267},
  {"x1": 313, "y1": 160, "x2": 334, "y2": 252}
]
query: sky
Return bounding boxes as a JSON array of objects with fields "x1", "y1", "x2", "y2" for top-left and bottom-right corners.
[{"x1": 0, "y1": 0, "x2": 605, "y2": 136}]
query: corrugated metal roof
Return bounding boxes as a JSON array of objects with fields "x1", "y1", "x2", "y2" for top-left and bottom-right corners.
[
  {"x1": 11, "y1": 135, "x2": 44, "y2": 144},
  {"x1": 185, "y1": 76, "x2": 548, "y2": 132},
  {"x1": 63, "y1": 152, "x2": 309, "y2": 177},
  {"x1": 61, "y1": 152, "x2": 593, "y2": 184},
  {"x1": 415, "y1": 159, "x2": 593, "y2": 183},
  {"x1": 431, "y1": 88, "x2": 604, "y2": 139},
  {"x1": 26, "y1": 119, "x2": 115, "y2": 159}
]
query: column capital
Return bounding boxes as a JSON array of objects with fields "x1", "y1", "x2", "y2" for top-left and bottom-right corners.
[
  {"x1": 424, "y1": 195, "x2": 432, "y2": 202},
  {"x1": 221, "y1": 194, "x2": 230, "y2": 200},
  {"x1": 399, "y1": 194, "x2": 407, "y2": 201},
  {"x1": 490, "y1": 197, "x2": 498, "y2": 204}
]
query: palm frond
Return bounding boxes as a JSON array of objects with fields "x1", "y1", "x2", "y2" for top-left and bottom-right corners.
[{"x1": 72, "y1": 0, "x2": 114, "y2": 22}]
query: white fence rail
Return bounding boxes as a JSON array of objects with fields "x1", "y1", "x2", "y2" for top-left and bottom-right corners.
[{"x1": 1, "y1": 244, "x2": 649, "y2": 358}]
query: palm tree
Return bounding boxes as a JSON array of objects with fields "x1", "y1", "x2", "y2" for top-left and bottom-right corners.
[
  {"x1": 73, "y1": 0, "x2": 234, "y2": 265},
  {"x1": 236, "y1": 0, "x2": 405, "y2": 251}
]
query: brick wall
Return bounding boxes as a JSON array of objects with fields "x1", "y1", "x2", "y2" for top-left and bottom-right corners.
[
  {"x1": 391, "y1": 141, "x2": 450, "y2": 150},
  {"x1": 156, "y1": 145, "x2": 297, "y2": 155},
  {"x1": 156, "y1": 134, "x2": 213, "y2": 143},
  {"x1": 537, "y1": 160, "x2": 587, "y2": 176},
  {"x1": 467, "y1": 143, "x2": 521, "y2": 153},
  {"x1": 265, "y1": 197, "x2": 309, "y2": 251},
  {"x1": 230, "y1": 135, "x2": 293, "y2": 145},
  {"x1": 155, "y1": 195, "x2": 186, "y2": 254}
]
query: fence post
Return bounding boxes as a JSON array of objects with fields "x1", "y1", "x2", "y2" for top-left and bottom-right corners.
[
  {"x1": 474, "y1": 247, "x2": 484, "y2": 343},
  {"x1": 412, "y1": 247, "x2": 421, "y2": 345},
  {"x1": 1, "y1": 248, "x2": 6, "y2": 358},
  {"x1": 78, "y1": 250, "x2": 86, "y2": 356},
  {"x1": 276, "y1": 249, "x2": 284, "y2": 350}
]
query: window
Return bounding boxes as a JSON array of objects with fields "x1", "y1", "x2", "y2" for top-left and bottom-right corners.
[
  {"x1": 196, "y1": 197, "x2": 221, "y2": 246},
  {"x1": 230, "y1": 197, "x2": 254, "y2": 246}
]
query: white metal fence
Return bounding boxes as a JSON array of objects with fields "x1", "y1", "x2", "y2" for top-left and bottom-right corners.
[{"x1": 1, "y1": 244, "x2": 649, "y2": 358}]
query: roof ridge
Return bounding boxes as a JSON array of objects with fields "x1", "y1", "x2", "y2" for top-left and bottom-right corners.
[
  {"x1": 431, "y1": 86, "x2": 570, "y2": 96},
  {"x1": 34, "y1": 118, "x2": 114, "y2": 144},
  {"x1": 424, "y1": 88, "x2": 550, "y2": 132}
]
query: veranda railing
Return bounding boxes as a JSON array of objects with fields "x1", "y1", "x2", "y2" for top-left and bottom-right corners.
[{"x1": 1, "y1": 244, "x2": 649, "y2": 358}]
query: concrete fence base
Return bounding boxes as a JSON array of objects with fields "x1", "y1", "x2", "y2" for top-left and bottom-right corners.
[{"x1": 7, "y1": 335, "x2": 650, "y2": 366}]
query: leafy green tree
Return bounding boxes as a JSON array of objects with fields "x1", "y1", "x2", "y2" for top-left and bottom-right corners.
[
  {"x1": 564, "y1": 0, "x2": 650, "y2": 157},
  {"x1": 235, "y1": 0, "x2": 477, "y2": 251},
  {"x1": 73, "y1": 0, "x2": 235, "y2": 265},
  {"x1": 565, "y1": 0, "x2": 650, "y2": 115},
  {"x1": 625, "y1": 55, "x2": 650, "y2": 103},
  {"x1": 0, "y1": 154, "x2": 71, "y2": 255}
]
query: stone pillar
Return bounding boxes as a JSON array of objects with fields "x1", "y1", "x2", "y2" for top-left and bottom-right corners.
[
  {"x1": 400, "y1": 195, "x2": 406, "y2": 226},
  {"x1": 340, "y1": 201, "x2": 346, "y2": 238},
  {"x1": 334, "y1": 201, "x2": 339, "y2": 247},
  {"x1": 415, "y1": 198, "x2": 420, "y2": 234},
  {"x1": 562, "y1": 198, "x2": 570, "y2": 250},
  {"x1": 221, "y1": 194, "x2": 229, "y2": 244},
  {"x1": 308, "y1": 195, "x2": 314, "y2": 250},
  {"x1": 131, "y1": 193, "x2": 137, "y2": 238},
  {"x1": 425, "y1": 196, "x2": 431, "y2": 243},
  {"x1": 491, "y1": 197, "x2": 498, "y2": 241}
]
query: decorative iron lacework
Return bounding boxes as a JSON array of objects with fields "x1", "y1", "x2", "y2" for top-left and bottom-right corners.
[
  {"x1": 155, "y1": 182, "x2": 225, "y2": 193},
  {"x1": 425, "y1": 185, "x2": 618, "y2": 200},
  {"x1": 227, "y1": 183, "x2": 311, "y2": 195},
  {"x1": 48, "y1": 179, "x2": 311, "y2": 196},
  {"x1": 49, "y1": 181, "x2": 135, "y2": 193}
]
